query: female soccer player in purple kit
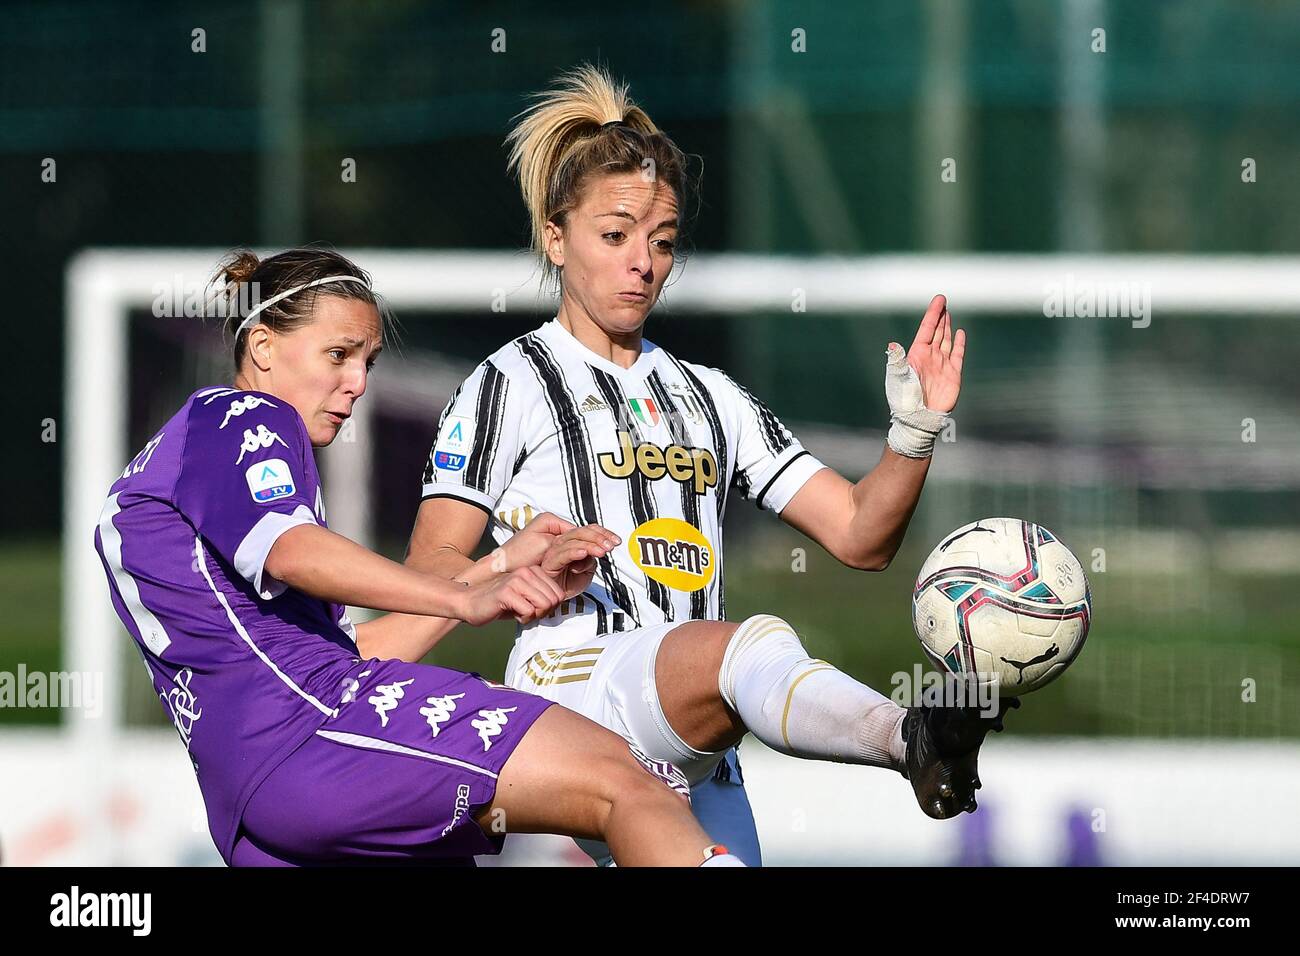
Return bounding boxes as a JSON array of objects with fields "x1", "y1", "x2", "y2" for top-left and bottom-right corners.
[{"x1": 93, "y1": 247, "x2": 744, "y2": 867}]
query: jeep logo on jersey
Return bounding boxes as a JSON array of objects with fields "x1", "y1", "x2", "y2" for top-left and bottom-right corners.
[
  {"x1": 629, "y1": 517, "x2": 716, "y2": 592},
  {"x1": 245, "y1": 458, "x2": 295, "y2": 503},
  {"x1": 597, "y1": 431, "x2": 718, "y2": 495}
]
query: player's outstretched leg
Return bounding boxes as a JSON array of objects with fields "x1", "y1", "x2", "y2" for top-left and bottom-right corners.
[
  {"x1": 479, "y1": 703, "x2": 742, "y2": 866},
  {"x1": 654, "y1": 613, "x2": 1015, "y2": 819},
  {"x1": 657, "y1": 614, "x2": 908, "y2": 768}
]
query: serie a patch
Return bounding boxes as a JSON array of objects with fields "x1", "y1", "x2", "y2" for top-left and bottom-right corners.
[
  {"x1": 434, "y1": 415, "x2": 475, "y2": 472},
  {"x1": 245, "y1": 458, "x2": 296, "y2": 504}
]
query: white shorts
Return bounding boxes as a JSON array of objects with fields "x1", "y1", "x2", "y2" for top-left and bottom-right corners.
[{"x1": 504, "y1": 622, "x2": 762, "y2": 866}]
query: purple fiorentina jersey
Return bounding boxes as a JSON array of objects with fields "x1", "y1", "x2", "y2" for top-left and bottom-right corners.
[{"x1": 94, "y1": 387, "x2": 365, "y2": 862}]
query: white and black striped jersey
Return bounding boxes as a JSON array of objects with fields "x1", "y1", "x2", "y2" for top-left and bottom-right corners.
[{"x1": 421, "y1": 318, "x2": 826, "y2": 653}]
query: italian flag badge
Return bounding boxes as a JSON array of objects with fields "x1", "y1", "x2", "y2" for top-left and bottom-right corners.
[{"x1": 628, "y1": 397, "x2": 660, "y2": 427}]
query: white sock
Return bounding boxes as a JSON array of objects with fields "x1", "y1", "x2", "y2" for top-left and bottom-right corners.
[{"x1": 718, "y1": 614, "x2": 906, "y2": 771}]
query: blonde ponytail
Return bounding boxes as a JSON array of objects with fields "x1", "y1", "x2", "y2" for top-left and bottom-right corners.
[{"x1": 505, "y1": 64, "x2": 692, "y2": 287}]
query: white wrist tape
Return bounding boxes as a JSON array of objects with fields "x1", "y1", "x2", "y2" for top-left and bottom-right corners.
[{"x1": 884, "y1": 343, "x2": 950, "y2": 459}]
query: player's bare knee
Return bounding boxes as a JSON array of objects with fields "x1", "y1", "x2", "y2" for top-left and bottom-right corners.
[
  {"x1": 572, "y1": 748, "x2": 683, "y2": 842},
  {"x1": 659, "y1": 620, "x2": 739, "y2": 689},
  {"x1": 706, "y1": 621, "x2": 741, "y2": 668},
  {"x1": 697, "y1": 621, "x2": 740, "y2": 669},
  {"x1": 595, "y1": 744, "x2": 691, "y2": 829}
]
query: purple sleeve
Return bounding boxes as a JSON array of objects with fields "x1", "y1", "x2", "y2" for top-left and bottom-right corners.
[{"x1": 173, "y1": 391, "x2": 320, "y2": 600}]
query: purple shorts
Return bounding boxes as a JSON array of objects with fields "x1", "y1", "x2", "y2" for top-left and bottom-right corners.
[{"x1": 229, "y1": 658, "x2": 555, "y2": 866}]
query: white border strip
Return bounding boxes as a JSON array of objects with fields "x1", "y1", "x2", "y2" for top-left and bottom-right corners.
[
  {"x1": 193, "y1": 536, "x2": 337, "y2": 719},
  {"x1": 315, "y1": 729, "x2": 499, "y2": 780},
  {"x1": 96, "y1": 492, "x2": 172, "y2": 656}
]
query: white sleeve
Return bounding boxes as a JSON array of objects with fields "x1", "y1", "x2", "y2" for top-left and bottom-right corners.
[
  {"x1": 716, "y1": 370, "x2": 825, "y2": 513},
  {"x1": 420, "y1": 360, "x2": 523, "y2": 515},
  {"x1": 231, "y1": 505, "x2": 319, "y2": 600}
]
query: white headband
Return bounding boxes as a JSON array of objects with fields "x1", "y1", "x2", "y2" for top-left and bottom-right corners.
[{"x1": 235, "y1": 274, "x2": 369, "y2": 335}]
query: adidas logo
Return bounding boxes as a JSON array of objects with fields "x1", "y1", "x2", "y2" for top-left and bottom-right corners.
[{"x1": 579, "y1": 394, "x2": 609, "y2": 413}]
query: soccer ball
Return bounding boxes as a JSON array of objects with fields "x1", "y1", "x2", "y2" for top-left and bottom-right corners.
[{"x1": 911, "y1": 517, "x2": 1092, "y2": 696}]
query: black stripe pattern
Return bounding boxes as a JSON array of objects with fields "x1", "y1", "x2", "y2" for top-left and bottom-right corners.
[
  {"x1": 465, "y1": 361, "x2": 508, "y2": 494},
  {"x1": 645, "y1": 369, "x2": 709, "y2": 621},
  {"x1": 516, "y1": 333, "x2": 641, "y2": 627},
  {"x1": 589, "y1": 366, "x2": 674, "y2": 622},
  {"x1": 727, "y1": 371, "x2": 794, "y2": 458},
  {"x1": 664, "y1": 357, "x2": 731, "y2": 620},
  {"x1": 722, "y1": 370, "x2": 799, "y2": 509},
  {"x1": 582, "y1": 590, "x2": 609, "y2": 635},
  {"x1": 421, "y1": 382, "x2": 464, "y2": 486}
]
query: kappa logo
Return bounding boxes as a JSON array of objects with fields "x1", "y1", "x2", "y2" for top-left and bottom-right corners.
[
  {"x1": 245, "y1": 458, "x2": 296, "y2": 504},
  {"x1": 369, "y1": 678, "x2": 414, "y2": 727},
  {"x1": 418, "y1": 692, "x2": 465, "y2": 738},
  {"x1": 236, "y1": 424, "x2": 289, "y2": 464},
  {"x1": 472, "y1": 706, "x2": 517, "y2": 751},
  {"x1": 162, "y1": 667, "x2": 202, "y2": 750},
  {"x1": 219, "y1": 394, "x2": 277, "y2": 429},
  {"x1": 598, "y1": 431, "x2": 718, "y2": 495},
  {"x1": 339, "y1": 669, "x2": 372, "y2": 705}
]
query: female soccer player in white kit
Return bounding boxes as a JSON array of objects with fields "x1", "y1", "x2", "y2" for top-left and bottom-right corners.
[{"x1": 407, "y1": 66, "x2": 1016, "y2": 865}]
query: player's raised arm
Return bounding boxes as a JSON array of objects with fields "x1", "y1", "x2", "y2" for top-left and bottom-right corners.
[
  {"x1": 264, "y1": 522, "x2": 565, "y2": 626},
  {"x1": 326, "y1": 503, "x2": 613, "y2": 663},
  {"x1": 407, "y1": 499, "x2": 619, "y2": 602},
  {"x1": 780, "y1": 294, "x2": 963, "y2": 570},
  {"x1": 378, "y1": 500, "x2": 616, "y2": 662}
]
